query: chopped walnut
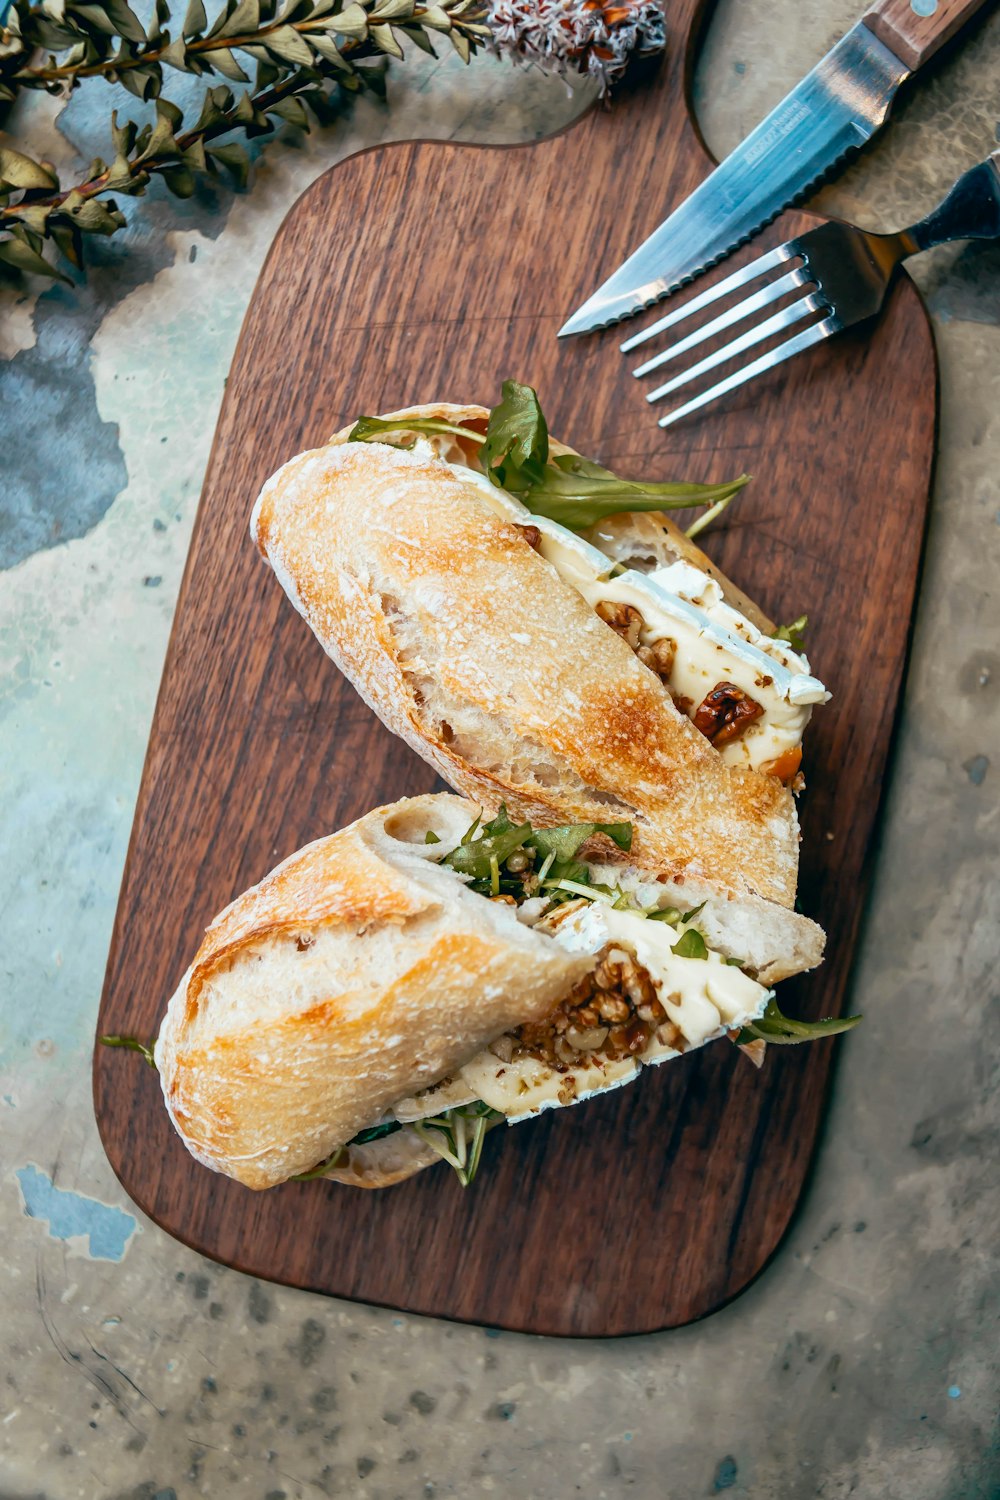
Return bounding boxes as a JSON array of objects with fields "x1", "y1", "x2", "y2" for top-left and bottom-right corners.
[
  {"x1": 595, "y1": 599, "x2": 644, "y2": 650},
  {"x1": 636, "y1": 635, "x2": 677, "y2": 683},
  {"x1": 692, "y1": 682, "x2": 764, "y2": 746},
  {"x1": 507, "y1": 944, "x2": 675, "y2": 1069}
]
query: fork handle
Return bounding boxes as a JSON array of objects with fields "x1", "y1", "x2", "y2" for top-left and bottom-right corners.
[
  {"x1": 906, "y1": 150, "x2": 1000, "y2": 252},
  {"x1": 863, "y1": 0, "x2": 991, "y2": 71}
]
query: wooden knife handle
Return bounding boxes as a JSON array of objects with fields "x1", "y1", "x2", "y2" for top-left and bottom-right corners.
[{"x1": 863, "y1": 0, "x2": 992, "y2": 71}]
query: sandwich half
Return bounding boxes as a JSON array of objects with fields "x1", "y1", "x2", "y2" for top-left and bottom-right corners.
[
  {"x1": 251, "y1": 399, "x2": 828, "y2": 910},
  {"x1": 154, "y1": 794, "x2": 831, "y2": 1191}
]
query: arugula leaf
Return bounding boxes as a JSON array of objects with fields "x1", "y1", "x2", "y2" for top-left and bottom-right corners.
[
  {"x1": 527, "y1": 820, "x2": 632, "y2": 863},
  {"x1": 349, "y1": 384, "x2": 750, "y2": 534},
  {"x1": 524, "y1": 455, "x2": 751, "y2": 532},
  {"x1": 671, "y1": 928, "x2": 708, "y2": 960},
  {"x1": 773, "y1": 614, "x2": 808, "y2": 654},
  {"x1": 351, "y1": 1120, "x2": 403, "y2": 1145},
  {"x1": 441, "y1": 807, "x2": 533, "y2": 881},
  {"x1": 347, "y1": 413, "x2": 486, "y2": 447},
  {"x1": 100, "y1": 1034, "x2": 157, "y2": 1069},
  {"x1": 480, "y1": 380, "x2": 549, "y2": 493},
  {"x1": 736, "y1": 997, "x2": 862, "y2": 1046}
]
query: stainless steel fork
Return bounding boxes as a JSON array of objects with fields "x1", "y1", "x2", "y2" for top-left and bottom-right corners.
[{"x1": 623, "y1": 149, "x2": 1000, "y2": 428}]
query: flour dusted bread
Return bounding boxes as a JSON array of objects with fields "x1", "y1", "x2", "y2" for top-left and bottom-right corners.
[
  {"x1": 251, "y1": 408, "x2": 802, "y2": 908},
  {"x1": 155, "y1": 795, "x2": 586, "y2": 1190}
]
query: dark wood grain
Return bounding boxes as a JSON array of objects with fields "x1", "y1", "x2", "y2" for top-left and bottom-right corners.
[
  {"x1": 93, "y1": 0, "x2": 937, "y2": 1336},
  {"x1": 864, "y1": 0, "x2": 990, "y2": 71}
]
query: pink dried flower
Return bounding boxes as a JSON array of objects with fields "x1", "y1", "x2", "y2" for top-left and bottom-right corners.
[{"x1": 487, "y1": 0, "x2": 666, "y2": 93}]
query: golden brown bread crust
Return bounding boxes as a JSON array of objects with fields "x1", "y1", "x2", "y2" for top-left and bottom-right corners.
[
  {"x1": 252, "y1": 415, "x2": 800, "y2": 907},
  {"x1": 155, "y1": 796, "x2": 585, "y2": 1190}
]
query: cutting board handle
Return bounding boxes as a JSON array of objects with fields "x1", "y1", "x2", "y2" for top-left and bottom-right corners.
[{"x1": 863, "y1": 0, "x2": 990, "y2": 71}]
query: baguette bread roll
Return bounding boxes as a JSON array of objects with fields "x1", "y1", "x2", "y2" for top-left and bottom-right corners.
[
  {"x1": 155, "y1": 794, "x2": 824, "y2": 1191},
  {"x1": 155, "y1": 795, "x2": 587, "y2": 1190},
  {"x1": 251, "y1": 422, "x2": 801, "y2": 908}
]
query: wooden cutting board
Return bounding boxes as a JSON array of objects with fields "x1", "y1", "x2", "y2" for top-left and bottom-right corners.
[{"x1": 93, "y1": 0, "x2": 936, "y2": 1336}]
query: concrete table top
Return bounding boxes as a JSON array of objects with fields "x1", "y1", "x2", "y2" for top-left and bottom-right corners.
[{"x1": 1, "y1": 1, "x2": 997, "y2": 1495}]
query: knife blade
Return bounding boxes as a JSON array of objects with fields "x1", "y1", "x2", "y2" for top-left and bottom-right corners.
[{"x1": 558, "y1": 13, "x2": 929, "y2": 338}]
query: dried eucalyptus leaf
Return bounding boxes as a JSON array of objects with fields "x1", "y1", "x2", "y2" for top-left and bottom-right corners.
[
  {"x1": 200, "y1": 44, "x2": 249, "y2": 78},
  {"x1": 67, "y1": 195, "x2": 123, "y2": 232},
  {"x1": 110, "y1": 110, "x2": 138, "y2": 154},
  {"x1": 183, "y1": 137, "x2": 208, "y2": 170},
  {"x1": 369, "y1": 21, "x2": 401, "y2": 56},
  {"x1": 0, "y1": 235, "x2": 71, "y2": 281},
  {"x1": 104, "y1": 155, "x2": 136, "y2": 190},
  {"x1": 269, "y1": 93, "x2": 309, "y2": 125},
  {"x1": 136, "y1": 109, "x2": 181, "y2": 161},
  {"x1": 369, "y1": 0, "x2": 413, "y2": 20},
  {"x1": 16, "y1": 203, "x2": 55, "y2": 234},
  {"x1": 420, "y1": 5, "x2": 453, "y2": 29},
  {"x1": 263, "y1": 22, "x2": 313, "y2": 63},
  {"x1": 207, "y1": 140, "x2": 250, "y2": 186},
  {"x1": 182, "y1": 0, "x2": 208, "y2": 34},
  {"x1": 332, "y1": 3, "x2": 368, "y2": 36},
  {"x1": 118, "y1": 62, "x2": 162, "y2": 97},
  {"x1": 71, "y1": 4, "x2": 122, "y2": 36},
  {"x1": 0, "y1": 147, "x2": 58, "y2": 190},
  {"x1": 217, "y1": 0, "x2": 261, "y2": 35},
  {"x1": 402, "y1": 23, "x2": 435, "y2": 53},
  {"x1": 156, "y1": 94, "x2": 184, "y2": 127},
  {"x1": 308, "y1": 30, "x2": 347, "y2": 64},
  {"x1": 103, "y1": 0, "x2": 147, "y2": 42},
  {"x1": 160, "y1": 36, "x2": 191, "y2": 68},
  {"x1": 162, "y1": 163, "x2": 197, "y2": 196},
  {"x1": 49, "y1": 221, "x2": 85, "y2": 268}
]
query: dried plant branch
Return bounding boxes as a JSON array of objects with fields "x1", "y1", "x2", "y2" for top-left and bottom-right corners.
[{"x1": 0, "y1": 0, "x2": 664, "y2": 280}]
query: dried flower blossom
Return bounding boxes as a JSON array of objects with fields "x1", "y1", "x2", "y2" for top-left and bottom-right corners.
[{"x1": 487, "y1": 0, "x2": 666, "y2": 93}]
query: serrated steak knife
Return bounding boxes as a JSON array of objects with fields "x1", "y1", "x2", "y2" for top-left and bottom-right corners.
[{"x1": 559, "y1": 0, "x2": 992, "y2": 337}]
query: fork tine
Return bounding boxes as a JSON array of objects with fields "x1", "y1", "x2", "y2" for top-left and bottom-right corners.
[
  {"x1": 644, "y1": 293, "x2": 825, "y2": 404},
  {"x1": 656, "y1": 318, "x2": 839, "y2": 428},
  {"x1": 632, "y1": 266, "x2": 809, "y2": 379},
  {"x1": 619, "y1": 244, "x2": 796, "y2": 355}
]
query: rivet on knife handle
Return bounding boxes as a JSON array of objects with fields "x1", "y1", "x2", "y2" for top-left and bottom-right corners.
[{"x1": 863, "y1": 0, "x2": 991, "y2": 72}]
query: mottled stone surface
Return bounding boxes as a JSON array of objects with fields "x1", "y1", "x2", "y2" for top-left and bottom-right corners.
[{"x1": 1, "y1": 2, "x2": 998, "y2": 1496}]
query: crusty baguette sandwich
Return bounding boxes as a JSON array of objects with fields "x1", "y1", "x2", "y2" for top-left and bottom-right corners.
[
  {"x1": 250, "y1": 391, "x2": 828, "y2": 912},
  {"x1": 151, "y1": 794, "x2": 843, "y2": 1192}
]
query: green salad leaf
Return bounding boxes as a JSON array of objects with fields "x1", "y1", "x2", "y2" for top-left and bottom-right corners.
[
  {"x1": 100, "y1": 1034, "x2": 157, "y2": 1068},
  {"x1": 347, "y1": 413, "x2": 485, "y2": 447},
  {"x1": 349, "y1": 382, "x2": 750, "y2": 534},
  {"x1": 773, "y1": 614, "x2": 809, "y2": 654},
  {"x1": 736, "y1": 997, "x2": 862, "y2": 1046},
  {"x1": 671, "y1": 928, "x2": 708, "y2": 960},
  {"x1": 480, "y1": 379, "x2": 549, "y2": 493},
  {"x1": 527, "y1": 819, "x2": 632, "y2": 863}
]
